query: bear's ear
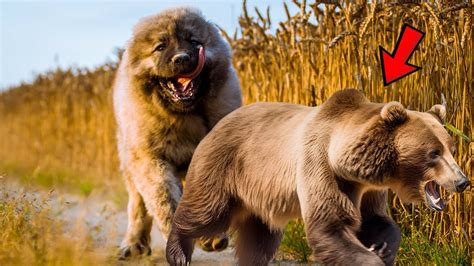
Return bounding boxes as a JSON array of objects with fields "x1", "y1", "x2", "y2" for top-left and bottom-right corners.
[
  {"x1": 380, "y1": 101, "x2": 407, "y2": 126},
  {"x1": 427, "y1": 104, "x2": 446, "y2": 123}
]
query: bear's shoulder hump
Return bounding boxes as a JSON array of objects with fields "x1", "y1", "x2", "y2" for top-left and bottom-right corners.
[{"x1": 322, "y1": 89, "x2": 369, "y2": 109}]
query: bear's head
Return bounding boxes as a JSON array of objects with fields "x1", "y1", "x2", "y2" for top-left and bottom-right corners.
[{"x1": 382, "y1": 102, "x2": 470, "y2": 211}]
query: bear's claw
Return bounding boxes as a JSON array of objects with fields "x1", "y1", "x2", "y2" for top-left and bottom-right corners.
[
  {"x1": 168, "y1": 253, "x2": 189, "y2": 266},
  {"x1": 199, "y1": 235, "x2": 229, "y2": 252},
  {"x1": 368, "y1": 242, "x2": 391, "y2": 260},
  {"x1": 166, "y1": 245, "x2": 191, "y2": 266}
]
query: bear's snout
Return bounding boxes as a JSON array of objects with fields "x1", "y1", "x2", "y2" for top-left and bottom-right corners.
[
  {"x1": 455, "y1": 178, "x2": 470, "y2": 192},
  {"x1": 454, "y1": 167, "x2": 470, "y2": 192}
]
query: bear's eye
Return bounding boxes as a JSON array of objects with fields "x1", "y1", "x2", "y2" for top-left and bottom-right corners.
[{"x1": 429, "y1": 149, "x2": 441, "y2": 160}]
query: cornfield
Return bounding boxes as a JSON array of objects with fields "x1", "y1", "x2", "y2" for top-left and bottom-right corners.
[{"x1": 0, "y1": 0, "x2": 472, "y2": 263}]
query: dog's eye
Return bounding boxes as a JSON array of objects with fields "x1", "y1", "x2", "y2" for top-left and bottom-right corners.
[
  {"x1": 190, "y1": 39, "x2": 201, "y2": 46},
  {"x1": 154, "y1": 43, "x2": 167, "y2": 52}
]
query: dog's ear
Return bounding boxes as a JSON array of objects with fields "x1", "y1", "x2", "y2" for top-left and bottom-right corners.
[
  {"x1": 381, "y1": 101, "x2": 407, "y2": 126},
  {"x1": 427, "y1": 104, "x2": 446, "y2": 123}
]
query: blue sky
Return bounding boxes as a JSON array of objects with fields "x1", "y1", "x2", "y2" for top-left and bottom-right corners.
[{"x1": 0, "y1": 0, "x2": 298, "y2": 90}]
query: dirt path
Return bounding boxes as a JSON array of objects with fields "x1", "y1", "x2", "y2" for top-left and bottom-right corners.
[
  {"x1": 2, "y1": 178, "x2": 310, "y2": 265},
  {"x1": 1, "y1": 178, "x2": 235, "y2": 265}
]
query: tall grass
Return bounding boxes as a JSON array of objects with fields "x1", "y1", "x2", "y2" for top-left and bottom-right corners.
[
  {"x1": 0, "y1": 64, "x2": 120, "y2": 193},
  {"x1": 0, "y1": 0, "x2": 472, "y2": 263},
  {"x1": 0, "y1": 181, "x2": 109, "y2": 265}
]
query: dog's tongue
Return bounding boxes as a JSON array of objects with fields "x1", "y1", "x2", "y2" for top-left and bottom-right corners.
[{"x1": 176, "y1": 47, "x2": 205, "y2": 90}]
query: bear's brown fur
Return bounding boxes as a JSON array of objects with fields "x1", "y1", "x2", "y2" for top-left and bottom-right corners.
[{"x1": 166, "y1": 89, "x2": 469, "y2": 266}]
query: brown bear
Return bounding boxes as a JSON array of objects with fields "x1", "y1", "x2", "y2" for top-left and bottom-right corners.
[{"x1": 166, "y1": 89, "x2": 470, "y2": 266}]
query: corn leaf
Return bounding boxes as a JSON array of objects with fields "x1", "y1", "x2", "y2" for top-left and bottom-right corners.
[{"x1": 444, "y1": 122, "x2": 471, "y2": 142}]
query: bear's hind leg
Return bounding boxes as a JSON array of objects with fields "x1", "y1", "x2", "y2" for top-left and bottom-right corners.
[
  {"x1": 358, "y1": 191, "x2": 401, "y2": 266},
  {"x1": 235, "y1": 215, "x2": 283, "y2": 266},
  {"x1": 166, "y1": 179, "x2": 233, "y2": 266}
]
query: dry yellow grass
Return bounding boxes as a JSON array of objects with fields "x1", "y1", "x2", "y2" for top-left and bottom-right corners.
[
  {"x1": 0, "y1": 181, "x2": 109, "y2": 265},
  {"x1": 0, "y1": 1, "x2": 472, "y2": 263},
  {"x1": 0, "y1": 65, "x2": 120, "y2": 196}
]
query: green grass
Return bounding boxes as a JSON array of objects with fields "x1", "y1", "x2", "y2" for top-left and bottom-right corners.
[
  {"x1": 0, "y1": 161, "x2": 93, "y2": 196},
  {"x1": 0, "y1": 161, "x2": 125, "y2": 199},
  {"x1": 279, "y1": 219, "x2": 472, "y2": 265},
  {"x1": 398, "y1": 229, "x2": 470, "y2": 265},
  {"x1": 78, "y1": 182, "x2": 94, "y2": 196},
  {"x1": 279, "y1": 219, "x2": 311, "y2": 262}
]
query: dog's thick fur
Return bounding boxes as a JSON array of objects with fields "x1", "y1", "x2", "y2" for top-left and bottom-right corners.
[
  {"x1": 113, "y1": 7, "x2": 241, "y2": 258},
  {"x1": 167, "y1": 89, "x2": 469, "y2": 265}
]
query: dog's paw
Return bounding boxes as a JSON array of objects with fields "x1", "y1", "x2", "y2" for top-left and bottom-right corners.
[
  {"x1": 199, "y1": 235, "x2": 229, "y2": 252},
  {"x1": 118, "y1": 241, "x2": 151, "y2": 260}
]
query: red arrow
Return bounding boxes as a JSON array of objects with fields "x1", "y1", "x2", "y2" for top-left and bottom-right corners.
[{"x1": 379, "y1": 24, "x2": 425, "y2": 86}]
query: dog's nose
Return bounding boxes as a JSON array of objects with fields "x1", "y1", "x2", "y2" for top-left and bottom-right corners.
[
  {"x1": 172, "y1": 53, "x2": 190, "y2": 65},
  {"x1": 455, "y1": 178, "x2": 470, "y2": 192}
]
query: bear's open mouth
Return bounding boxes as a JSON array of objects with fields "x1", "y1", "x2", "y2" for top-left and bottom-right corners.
[
  {"x1": 159, "y1": 47, "x2": 205, "y2": 103},
  {"x1": 424, "y1": 180, "x2": 446, "y2": 211}
]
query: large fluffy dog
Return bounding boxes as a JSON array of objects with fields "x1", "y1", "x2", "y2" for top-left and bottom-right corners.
[
  {"x1": 113, "y1": 7, "x2": 241, "y2": 258},
  {"x1": 167, "y1": 89, "x2": 470, "y2": 265}
]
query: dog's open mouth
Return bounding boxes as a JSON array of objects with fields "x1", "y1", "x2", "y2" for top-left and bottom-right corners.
[
  {"x1": 424, "y1": 180, "x2": 446, "y2": 211},
  {"x1": 160, "y1": 47, "x2": 205, "y2": 102}
]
